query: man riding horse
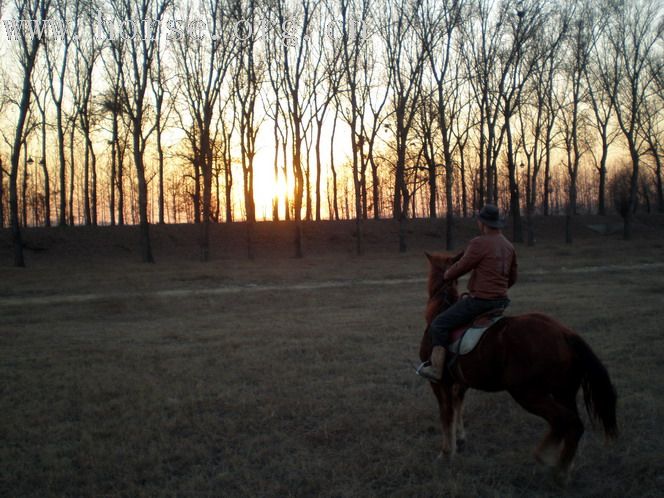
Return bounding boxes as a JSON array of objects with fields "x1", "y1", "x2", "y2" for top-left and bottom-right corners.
[{"x1": 418, "y1": 204, "x2": 518, "y2": 383}]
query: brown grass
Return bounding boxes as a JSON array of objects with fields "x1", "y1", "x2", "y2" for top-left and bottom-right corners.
[{"x1": 1, "y1": 216, "x2": 663, "y2": 496}]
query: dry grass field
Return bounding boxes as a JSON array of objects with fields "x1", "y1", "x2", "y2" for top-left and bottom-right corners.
[{"x1": 1, "y1": 216, "x2": 663, "y2": 497}]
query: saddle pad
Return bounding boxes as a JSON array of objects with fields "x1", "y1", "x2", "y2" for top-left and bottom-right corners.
[{"x1": 446, "y1": 315, "x2": 504, "y2": 355}]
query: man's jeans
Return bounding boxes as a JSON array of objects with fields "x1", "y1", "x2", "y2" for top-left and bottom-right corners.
[{"x1": 429, "y1": 296, "x2": 510, "y2": 348}]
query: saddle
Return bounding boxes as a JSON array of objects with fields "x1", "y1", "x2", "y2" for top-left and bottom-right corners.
[{"x1": 445, "y1": 308, "x2": 505, "y2": 356}]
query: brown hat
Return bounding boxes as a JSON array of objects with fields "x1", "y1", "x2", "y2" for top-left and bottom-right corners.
[{"x1": 478, "y1": 204, "x2": 506, "y2": 228}]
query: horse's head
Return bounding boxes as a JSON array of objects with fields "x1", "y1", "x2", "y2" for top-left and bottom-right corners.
[
  {"x1": 424, "y1": 251, "x2": 463, "y2": 297},
  {"x1": 423, "y1": 251, "x2": 463, "y2": 325}
]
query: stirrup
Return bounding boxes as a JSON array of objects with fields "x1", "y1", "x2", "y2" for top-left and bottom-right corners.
[{"x1": 415, "y1": 361, "x2": 441, "y2": 383}]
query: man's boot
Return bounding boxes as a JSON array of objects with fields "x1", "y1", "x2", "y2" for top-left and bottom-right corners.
[{"x1": 417, "y1": 346, "x2": 446, "y2": 382}]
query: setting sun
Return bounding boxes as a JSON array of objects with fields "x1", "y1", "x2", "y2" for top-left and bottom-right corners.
[{"x1": 252, "y1": 161, "x2": 284, "y2": 220}]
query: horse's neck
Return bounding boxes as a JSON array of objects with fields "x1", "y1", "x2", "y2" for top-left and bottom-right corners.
[{"x1": 425, "y1": 284, "x2": 458, "y2": 325}]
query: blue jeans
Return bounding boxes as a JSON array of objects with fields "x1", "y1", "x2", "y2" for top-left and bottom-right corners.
[{"x1": 429, "y1": 296, "x2": 510, "y2": 348}]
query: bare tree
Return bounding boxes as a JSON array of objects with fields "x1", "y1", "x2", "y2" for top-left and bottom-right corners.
[
  {"x1": 173, "y1": 0, "x2": 236, "y2": 260},
  {"x1": 340, "y1": 5, "x2": 392, "y2": 223},
  {"x1": 493, "y1": 1, "x2": 545, "y2": 243},
  {"x1": 413, "y1": 90, "x2": 438, "y2": 218},
  {"x1": 421, "y1": 0, "x2": 465, "y2": 249},
  {"x1": 598, "y1": 0, "x2": 663, "y2": 239},
  {"x1": 218, "y1": 99, "x2": 235, "y2": 223},
  {"x1": 30, "y1": 64, "x2": 51, "y2": 226},
  {"x1": 44, "y1": 0, "x2": 77, "y2": 226},
  {"x1": 382, "y1": 0, "x2": 427, "y2": 252},
  {"x1": 73, "y1": 13, "x2": 101, "y2": 226},
  {"x1": 272, "y1": 0, "x2": 320, "y2": 257},
  {"x1": 558, "y1": 0, "x2": 603, "y2": 243},
  {"x1": 263, "y1": 24, "x2": 284, "y2": 222},
  {"x1": 334, "y1": 0, "x2": 379, "y2": 254},
  {"x1": 309, "y1": 6, "x2": 343, "y2": 222},
  {"x1": 110, "y1": 0, "x2": 171, "y2": 262},
  {"x1": 65, "y1": 106, "x2": 77, "y2": 224},
  {"x1": 100, "y1": 29, "x2": 129, "y2": 226},
  {"x1": 641, "y1": 48, "x2": 664, "y2": 213},
  {"x1": 328, "y1": 105, "x2": 340, "y2": 219},
  {"x1": 452, "y1": 97, "x2": 473, "y2": 218},
  {"x1": 150, "y1": 20, "x2": 175, "y2": 225},
  {"x1": 461, "y1": 0, "x2": 508, "y2": 208},
  {"x1": 232, "y1": 0, "x2": 266, "y2": 258},
  {"x1": 7, "y1": 0, "x2": 52, "y2": 266},
  {"x1": 585, "y1": 31, "x2": 618, "y2": 217},
  {"x1": 519, "y1": 4, "x2": 567, "y2": 245}
]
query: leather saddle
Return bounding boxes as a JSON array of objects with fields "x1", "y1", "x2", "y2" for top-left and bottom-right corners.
[{"x1": 445, "y1": 308, "x2": 505, "y2": 355}]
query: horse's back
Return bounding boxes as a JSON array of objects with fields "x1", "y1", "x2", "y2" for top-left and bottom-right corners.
[{"x1": 459, "y1": 312, "x2": 579, "y2": 391}]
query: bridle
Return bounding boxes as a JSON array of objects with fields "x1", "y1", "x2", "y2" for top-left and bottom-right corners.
[{"x1": 429, "y1": 276, "x2": 458, "y2": 318}]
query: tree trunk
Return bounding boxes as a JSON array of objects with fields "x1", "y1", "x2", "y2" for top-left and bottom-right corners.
[
  {"x1": 157, "y1": 123, "x2": 165, "y2": 224},
  {"x1": 505, "y1": 118, "x2": 523, "y2": 243},
  {"x1": 22, "y1": 143, "x2": 28, "y2": 228},
  {"x1": 84, "y1": 138, "x2": 91, "y2": 225},
  {"x1": 57, "y1": 107, "x2": 67, "y2": 226},
  {"x1": 272, "y1": 110, "x2": 280, "y2": 221},
  {"x1": 543, "y1": 146, "x2": 551, "y2": 216},
  {"x1": 330, "y1": 112, "x2": 340, "y2": 220},
  {"x1": 40, "y1": 114, "x2": 50, "y2": 226},
  {"x1": 200, "y1": 124, "x2": 215, "y2": 261},
  {"x1": 351, "y1": 129, "x2": 363, "y2": 256},
  {"x1": 9, "y1": 39, "x2": 40, "y2": 264},
  {"x1": 9, "y1": 156, "x2": 24, "y2": 266},
  {"x1": 110, "y1": 113, "x2": 117, "y2": 225},
  {"x1": 650, "y1": 146, "x2": 663, "y2": 213},
  {"x1": 282, "y1": 138, "x2": 290, "y2": 222},
  {"x1": 0, "y1": 158, "x2": 4, "y2": 228},
  {"x1": 598, "y1": 140, "x2": 609, "y2": 215},
  {"x1": 293, "y1": 117, "x2": 304, "y2": 258},
  {"x1": 305, "y1": 147, "x2": 312, "y2": 222},
  {"x1": 91, "y1": 145, "x2": 97, "y2": 225},
  {"x1": 395, "y1": 127, "x2": 408, "y2": 253},
  {"x1": 117, "y1": 138, "x2": 125, "y2": 226},
  {"x1": 68, "y1": 124, "x2": 75, "y2": 225},
  {"x1": 624, "y1": 146, "x2": 641, "y2": 241},
  {"x1": 224, "y1": 147, "x2": 233, "y2": 223},
  {"x1": 428, "y1": 159, "x2": 436, "y2": 219},
  {"x1": 132, "y1": 115, "x2": 154, "y2": 263}
]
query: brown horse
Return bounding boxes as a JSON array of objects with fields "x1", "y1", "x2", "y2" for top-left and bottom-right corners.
[{"x1": 420, "y1": 252, "x2": 618, "y2": 482}]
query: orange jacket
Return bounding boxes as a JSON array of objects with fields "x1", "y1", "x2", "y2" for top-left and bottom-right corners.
[{"x1": 444, "y1": 233, "x2": 518, "y2": 299}]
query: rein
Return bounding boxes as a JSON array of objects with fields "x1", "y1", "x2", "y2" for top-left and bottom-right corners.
[{"x1": 429, "y1": 278, "x2": 458, "y2": 319}]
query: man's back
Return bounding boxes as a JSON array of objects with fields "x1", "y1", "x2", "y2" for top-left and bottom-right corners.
[{"x1": 445, "y1": 233, "x2": 517, "y2": 299}]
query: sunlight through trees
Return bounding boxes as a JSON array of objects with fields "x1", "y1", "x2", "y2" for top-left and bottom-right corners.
[{"x1": 0, "y1": 0, "x2": 662, "y2": 263}]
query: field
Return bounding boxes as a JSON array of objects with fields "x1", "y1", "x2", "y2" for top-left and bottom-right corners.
[{"x1": 1, "y1": 216, "x2": 663, "y2": 497}]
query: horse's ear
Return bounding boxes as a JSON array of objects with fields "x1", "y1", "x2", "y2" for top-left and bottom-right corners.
[
  {"x1": 425, "y1": 251, "x2": 434, "y2": 263},
  {"x1": 451, "y1": 251, "x2": 464, "y2": 264}
]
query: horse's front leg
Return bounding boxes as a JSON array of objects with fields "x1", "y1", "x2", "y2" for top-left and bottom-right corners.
[
  {"x1": 453, "y1": 384, "x2": 468, "y2": 452},
  {"x1": 436, "y1": 382, "x2": 457, "y2": 460}
]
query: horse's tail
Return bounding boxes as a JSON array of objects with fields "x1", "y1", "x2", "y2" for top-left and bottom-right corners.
[{"x1": 567, "y1": 334, "x2": 618, "y2": 439}]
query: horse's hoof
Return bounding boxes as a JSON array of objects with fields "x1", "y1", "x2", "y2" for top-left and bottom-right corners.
[
  {"x1": 435, "y1": 450, "x2": 455, "y2": 463},
  {"x1": 534, "y1": 448, "x2": 557, "y2": 468},
  {"x1": 552, "y1": 467, "x2": 571, "y2": 488},
  {"x1": 456, "y1": 439, "x2": 466, "y2": 453}
]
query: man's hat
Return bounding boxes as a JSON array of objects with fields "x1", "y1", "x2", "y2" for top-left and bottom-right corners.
[{"x1": 478, "y1": 204, "x2": 506, "y2": 229}]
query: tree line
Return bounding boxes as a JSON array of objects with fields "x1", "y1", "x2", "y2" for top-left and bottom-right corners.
[{"x1": 0, "y1": 0, "x2": 662, "y2": 266}]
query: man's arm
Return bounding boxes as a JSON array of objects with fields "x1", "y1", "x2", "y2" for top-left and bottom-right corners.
[
  {"x1": 444, "y1": 239, "x2": 483, "y2": 280},
  {"x1": 508, "y1": 254, "x2": 518, "y2": 288}
]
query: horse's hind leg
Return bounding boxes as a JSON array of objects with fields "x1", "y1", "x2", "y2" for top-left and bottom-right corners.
[
  {"x1": 453, "y1": 384, "x2": 467, "y2": 452},
  {"x1": 554, "y1": 391, "x2": 584, "y2": 480},
  {"x1": 509, "y1": 389, "x2": 571, "y2": 469}
]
